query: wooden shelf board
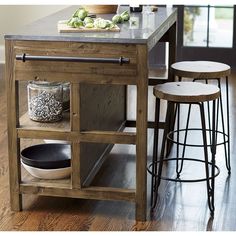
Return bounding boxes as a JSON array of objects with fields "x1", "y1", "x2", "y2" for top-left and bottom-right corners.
[
  {"x1": 19, "y1": 111, "x2": 70, "y2": 132},
  {"x1": 20, "y1": 164, "x2": 135, "y2": 202},
  {"x1": 21, "y1": 169, "x2": 71, "y2": 189},
  {"x1": 20, "y1": 183, "x2": 135, "y2": 202}
]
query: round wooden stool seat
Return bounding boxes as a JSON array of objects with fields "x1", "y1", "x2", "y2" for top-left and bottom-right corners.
[
  {"x1": 153, "y1": 82, "x2": 220, "y2": 103},
  {"x1": 171, "y1": 61, "x2": 231, "y2": 79}
]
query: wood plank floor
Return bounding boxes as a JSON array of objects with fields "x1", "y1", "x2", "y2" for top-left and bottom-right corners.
[{"x1": 0, "y1": 66, "x2": 236, "y2": 231}]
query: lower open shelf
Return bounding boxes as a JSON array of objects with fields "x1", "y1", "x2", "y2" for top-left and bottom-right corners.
[
  {"x1": 20, "y1": 176, "x2": 135, "y2": 203},
  {"x1": 20, "y1": 140, "x2": 136, "y2": 203}
]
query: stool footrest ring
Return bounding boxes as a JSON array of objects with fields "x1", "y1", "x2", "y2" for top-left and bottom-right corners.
[
  {"x1": 147, "y1": 158, "x2": 220, "y2": 183},
  {"x1": 167, "y1": 128, "x2": 228, "y2": 147}
]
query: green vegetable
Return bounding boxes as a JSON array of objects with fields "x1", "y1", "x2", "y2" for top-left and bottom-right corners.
[
  {"x1": 112, "y1": 14, "x2": 123, "y2": 24},
  {"x1": 74, "y1": 19, "x2": 84, "y2": 28},
  {"x1": 67, "y1": 17, "x2": 83, "y2": 28},
  {"x1": 84, "y1": 22, "x2": 94, "y2": 28},
  {"x1": 94, "y1": 18, "x2": 113, "y2": 29},
  {"x1": 67, "y1": 8, "x2": 118, "y2": 30},
  {"x1": 72, "y1": 9, "x2": 78, "y2": 17},
  {"x1": 83, "y1": 17, "x2": 94, "y2": 25},
  {"x1": 120, "y1": 10, "x2": 130, "y2": 21},
  {"x1": 112, "y1": 11, "x2": 130, "y2": 24},
  {"x1": 72, "y1": 8, "x2": 82, "y2": 17},
  {"x1": 67, "y1": 17, "x2": 77, "y2": 27},
  {"x1": 77, "y1": 8, "x2": 88, "y2": 20},
  {"x1": 72, "y1": 8, "x2": 88, "y2": 20}
]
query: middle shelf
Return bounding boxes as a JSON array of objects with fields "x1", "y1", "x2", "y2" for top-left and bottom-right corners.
[{"x1": 19, "y1": 111, "x2": 70, "y2": 131}]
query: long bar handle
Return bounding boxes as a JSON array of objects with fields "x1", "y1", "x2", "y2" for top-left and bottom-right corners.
[{"x1": 16, "y1": 53, "x2": 130, "y2": 65}]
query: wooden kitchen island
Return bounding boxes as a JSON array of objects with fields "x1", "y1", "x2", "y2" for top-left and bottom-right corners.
[{"x1": 5, "y1": 6, "x2": 177, "y2": 221}]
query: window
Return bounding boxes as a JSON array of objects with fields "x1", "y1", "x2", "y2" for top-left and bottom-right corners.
[{"x1": 184, "y1": 5, "x2": 234, "y2": 48}]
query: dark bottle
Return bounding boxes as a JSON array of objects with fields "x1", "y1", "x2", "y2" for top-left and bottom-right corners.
[{"x1": 130, "y1": 5, "x2": 143, "y2": 12}]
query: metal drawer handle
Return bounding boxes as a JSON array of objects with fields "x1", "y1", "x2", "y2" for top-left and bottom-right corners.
[{"x1": 16, "y1": 53, "x2": 130, "y2": 65}]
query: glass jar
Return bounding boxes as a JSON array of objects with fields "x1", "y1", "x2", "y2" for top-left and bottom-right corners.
[
  {"x1": 27, "y1": 81, "x2": 63, "y2": 122},
  {"x1": 62, "y1": 82, "x2": 70, "y2": 111}
]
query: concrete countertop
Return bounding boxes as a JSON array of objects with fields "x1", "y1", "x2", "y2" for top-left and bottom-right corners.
[{"x1": 4, "y1": 6, "x2": 177, "y2": 47}]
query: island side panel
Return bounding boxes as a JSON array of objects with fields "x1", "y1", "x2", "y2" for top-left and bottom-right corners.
[
  {"x1": 5, "y1": 39, "x2": 23, "y2": 210},
  {"x1": 80, "y1": 83, "x2": 126, "y2": 185}
]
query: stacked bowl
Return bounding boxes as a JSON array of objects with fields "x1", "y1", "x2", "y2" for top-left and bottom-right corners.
[{"x1": 21, "y1": 143, "x2": 71, "y2": 180}]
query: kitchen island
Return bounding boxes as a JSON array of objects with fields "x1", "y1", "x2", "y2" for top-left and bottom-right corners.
[{"x1": 5, "y1": 6, "x2": 177, "y2": 221}]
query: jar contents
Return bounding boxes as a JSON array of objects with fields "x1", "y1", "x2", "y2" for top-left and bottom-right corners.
[
  {"x1": 62, "y1": 82, "x2": 70, "y2": 111},
  {"x1": 27, "y1": 81, "x2": 63, "y2": 122}
]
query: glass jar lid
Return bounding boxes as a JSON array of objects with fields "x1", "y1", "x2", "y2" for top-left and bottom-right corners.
[{"x1": 28, "y1": 81, "x2": 62, "y2": 89}]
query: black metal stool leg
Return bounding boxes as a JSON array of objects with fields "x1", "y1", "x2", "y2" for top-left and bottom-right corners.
[
  {"x1": 175, "y1": 103, "x2": 190, "y2": 178},
  {"x1": 176, "y1": 103, "x2": 180, "y2": 178},
  {"x1": 166, "y1": 102, "x2": 175, "y2": 157},
  {"x1": 177, "y1": 104, "x2": 192, "y2": 176},
  {"x1": 199, "y1": 102, "x2": 215, "y2": 216},
  {"x1": 205, "y1": 79, "x2": 212, "y2": 145},
  {"x1": 151, "y1": 98, "x2": 160, "y2": 208},
  {"x1": 215, "y1": 94, "x2": 220, "y2": 148},
  {"x1": 151, "y1": 101, "x2": 173, "y2": 210},
  {"x1": 205, "y1": 79, "x2": 213, "y2": 146},
  {"x1": 225, "y1": 76, "x2": 231, "y2": 174},
  {"x1": 210, "y1": 99, "x2": 217, "y2": 216},
  {"x1": 194, "y1": 77, "x2": 231, "y2": 174},
  {"x1": 217, "y1": 79, "x2": 230, "y2": 174}
]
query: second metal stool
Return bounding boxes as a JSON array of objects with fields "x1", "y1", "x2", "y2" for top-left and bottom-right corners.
[
  {"x1": 148, "y1": 82, "x2": 220, "y2": 217},
  {"x1": 171, "y1": 61, "x2": 231, "y2": 174}
]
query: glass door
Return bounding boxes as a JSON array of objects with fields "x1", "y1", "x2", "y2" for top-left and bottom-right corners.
[{"x1": 176, "y1": 5, "x2": 236, "y2": 68}]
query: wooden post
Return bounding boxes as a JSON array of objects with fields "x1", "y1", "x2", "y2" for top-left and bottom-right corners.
[
  {"x1": 135, "y1": 45, "x2": 148, "y2": 221},
  {"x1": 70, "y1": 83, "x2": 81, "y2": 189},
  {"x1": 5, "y1": 39, "x2": 22, "y2": 211}
]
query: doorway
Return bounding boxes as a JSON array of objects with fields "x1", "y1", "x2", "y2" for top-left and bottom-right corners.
[{"x1": 176, "y1": 5, "x2": 236, "y2": 69}]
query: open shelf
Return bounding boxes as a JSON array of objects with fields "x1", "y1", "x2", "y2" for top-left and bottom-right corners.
[
  {"x1": 18, "y1": 112, "x2": 71, "y2": 140},
  {"x1": 20, "y1": 166, "x2": 135, "y2": 202},
  {"x1": 21, "y1": 176, "x2": 71, "y2": 189},
  {"x1": 19, "y1": 111, "x2": 70, "y2": 131}
]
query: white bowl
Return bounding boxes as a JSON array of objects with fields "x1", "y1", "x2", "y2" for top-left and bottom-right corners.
[{"x1": 21, "y1": 161, "x2": 71, "y2": 180}]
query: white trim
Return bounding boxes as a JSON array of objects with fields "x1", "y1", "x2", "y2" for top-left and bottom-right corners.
[{"x1": 0, "y1": 45, "x2": 5, "y2": 64}]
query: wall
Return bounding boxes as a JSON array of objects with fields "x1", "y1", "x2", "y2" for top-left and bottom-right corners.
[{"x1": 0, "y1": 5, "x2": 68, "y2": 63}]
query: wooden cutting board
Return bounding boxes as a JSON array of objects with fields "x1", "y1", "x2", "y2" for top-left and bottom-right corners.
[{"x1": 58, "y1": 20, "x2": 120, "y2": 33}]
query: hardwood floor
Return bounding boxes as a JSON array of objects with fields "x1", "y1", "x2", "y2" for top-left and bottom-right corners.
[{"x1": 0, "y1": 66, "x2": 236, "y2": 231}]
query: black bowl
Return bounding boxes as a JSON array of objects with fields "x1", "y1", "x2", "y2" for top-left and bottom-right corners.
[{"x1": 21, "y1": 144, "x2": 71, "y2": 169}]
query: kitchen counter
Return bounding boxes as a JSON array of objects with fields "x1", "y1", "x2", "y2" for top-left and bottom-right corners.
[
  {"x1": 5, "y1": 6, "x2": 177, "y2": 221},
  {"x1": 5, "y1": 6, "x2": 176, "y2": 50}
]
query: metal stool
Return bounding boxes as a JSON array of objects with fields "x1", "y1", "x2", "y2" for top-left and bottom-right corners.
[
  {"x1": 171, "y1": 61, "x2": 231, "y2": 174},
  {"x1": 148, "y1": 82, "x2": 220, "y2": 217}
]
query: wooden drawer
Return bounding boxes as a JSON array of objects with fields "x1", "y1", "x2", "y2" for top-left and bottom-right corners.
[{"x1": 14, "y1": 41, "x2": 138, "y2": 84}]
